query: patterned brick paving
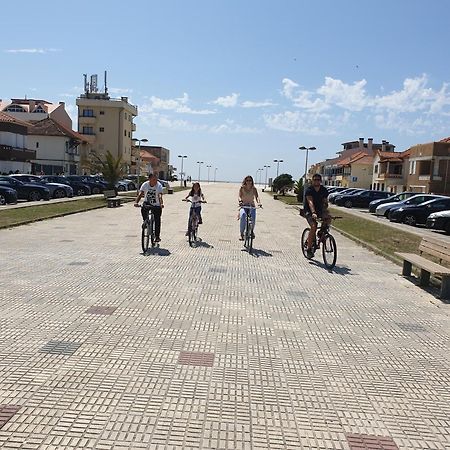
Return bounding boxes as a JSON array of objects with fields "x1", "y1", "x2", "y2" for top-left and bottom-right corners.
[{"x1": 0, "y1": 182, "x2": 449, "y2": 449}]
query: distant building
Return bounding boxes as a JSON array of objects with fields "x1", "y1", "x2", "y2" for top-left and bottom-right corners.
[
  {"x1": 137, "y1": 145, "x2": 171, "y2": 180},
  {"x1": 372, "y1": 149, "x2": 410, "y2": 192},
  {"x1": 0, "y1": 98, "x2": 72, "y2": 129},
  {"x1": 76, "y1": 73, "x2": 138, "y2": 173}
]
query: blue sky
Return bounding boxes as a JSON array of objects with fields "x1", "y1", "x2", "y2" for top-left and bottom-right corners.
[{"x1": 2, "y1": 0, "x2": 450, "y2": 182}]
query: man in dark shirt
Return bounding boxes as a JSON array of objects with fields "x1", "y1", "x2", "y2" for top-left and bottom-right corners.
[{"x1": 303, "y1": 173, "x2": 330, "y2": 257}]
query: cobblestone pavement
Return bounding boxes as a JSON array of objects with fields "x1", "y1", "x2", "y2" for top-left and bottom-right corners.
[{"x1": 0, "y1": 182, "x2": 449, "y2": 450}]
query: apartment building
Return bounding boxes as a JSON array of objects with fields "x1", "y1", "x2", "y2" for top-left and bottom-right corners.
[
  {"x1": 0, "y1": 98, "x2": 72, "y2": 129},
  {"x1": 406, "y1": 139, "x2": 450, "y2": 195},
  {"x1": 76, "y1": 74, "x2": 138, "y2": 172},
  {"x1": 138, "y1": 145, "x2": 171, "y2": 180},
  {"x1": 0, "y1": 112, "x2": 36, "y2": 174},
  {"x1": 372, "y1": 149, "x2": 410, "y2": 193}
]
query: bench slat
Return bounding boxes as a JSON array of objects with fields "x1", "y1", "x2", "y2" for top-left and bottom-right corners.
[
  {"x1": 419, "y1": 240, "x2": 450, "y2": 265},
  {"x1": 395, "y1": 252, "x2": 450, "y2": 276}
]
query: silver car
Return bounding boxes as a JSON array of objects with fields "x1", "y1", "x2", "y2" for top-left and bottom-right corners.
[
  {"x1": 375, "y1": 194, "x2": 440, "y2": 217},
  {"x1": 11, "y1": 174, "x2": 73, "y2": 199}
]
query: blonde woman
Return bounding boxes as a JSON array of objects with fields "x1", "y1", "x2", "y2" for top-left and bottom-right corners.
[{"x1": 238, "y1": 175, "x2": 261, "y2": 240}]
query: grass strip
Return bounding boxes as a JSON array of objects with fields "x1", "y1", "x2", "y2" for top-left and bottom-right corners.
[{"x1": 263, "y1": 190, "x2": 300, "y2": 205}]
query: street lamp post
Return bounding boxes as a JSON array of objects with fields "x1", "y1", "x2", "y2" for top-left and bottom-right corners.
[
  {"x1": 273, "y1": 159, "x2": 284, "y2": 178},
  {"x1": 197, "y1": 161, "x2": 204, "y2": 181},
  {"x1": 178, "y1": 155, "x2": 187, "y2": 187},
  {"x1": 132, "y1": 137, "x2": 148, "y2": 194},
  {"x1": 263, "y1": 165, "x2": 270, "y2": 189},
  {"x1": 214, "y1": 167, "x2": 218, "y2": 182},
  {"x1": 299, "y1": 146, "x2": 317, "y2": 200},
  {"x1": 206, "y1": 164, "x2": 212, "y2": 183}
]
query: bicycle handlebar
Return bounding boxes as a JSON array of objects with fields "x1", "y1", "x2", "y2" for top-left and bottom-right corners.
[{"x1": 183, "y1": 199, "x2": 207, "y2": 203}]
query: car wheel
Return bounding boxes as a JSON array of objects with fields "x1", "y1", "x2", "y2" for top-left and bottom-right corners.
[
  {"x1": 54, "y1": 188, "x2": 66, "y2": 198},
  {"x1": 117, "y1": 185, "x2": 126, "y2": 192},
  {"x1": 445, "y1": 221, "x2": 450, "y2": 234},
  {"x1": 384, "y1": 209, "x2": 391, "y2": 218},
  {"x1": 344, "y1": 200, "x2": 352, "y2": 208},
  {"x1": 404, "y1": 215, "x2": 416, "y2": 226},
  {"x1": 0, "y1": 194, "x2": 6, "y2": 205},
  {"x1": 92, "y1": 187, "x2": 101, "y2": 194},
  {"x1": 76, "y1": 188, "x2": 85, "y2": 196},
  {"x1": 29, "y1": 190, "x2": 42, "y2": 201},
  {"x1": 129, "y1": 183, "x2": 136, "y2": 190}
]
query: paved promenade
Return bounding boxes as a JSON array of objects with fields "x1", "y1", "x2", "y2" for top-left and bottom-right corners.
[{"x1": 0, "y1": 182, "x2": 449, "y2": 449}]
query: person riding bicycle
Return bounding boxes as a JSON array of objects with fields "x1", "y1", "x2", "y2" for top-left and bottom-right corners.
[
  {"x1": 134, "y1": 173, "x2": 164, "y2": 243},
  {"x1": 304, "y1": 173, "x2": 330, "y2": 258},
  {"x1": 238, "y1": 175, "x2": 261, "y2": 241},
  {"x1": 182, "y1": 182, "x2": 206, "y2": 236}
]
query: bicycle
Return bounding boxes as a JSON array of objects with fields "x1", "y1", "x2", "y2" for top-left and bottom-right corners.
[
  {"x1": 139, "y1": 204, "x2": 156, "y2": 252},
  {"x1": 183, "y1": 199, "x2": 206, "y2": 247},
  {"x1": 301, "y1": 216, "x2": 340, "y2": 269},
  {"x1": 240, "y1": 204, "x2": 262, "y2": 254}
]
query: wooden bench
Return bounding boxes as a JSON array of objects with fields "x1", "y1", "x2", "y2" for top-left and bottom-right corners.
[
  {"x1": 103, "y1": 189, "x2": 121, "y2": 208},
  {"x1": 395, "y1": 236, "x2": 450, "y2": 299}
]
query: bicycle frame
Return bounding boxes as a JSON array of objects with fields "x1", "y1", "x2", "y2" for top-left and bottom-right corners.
[{"x1": 141, "y1": 205, "x2": 156, "y2": 252}]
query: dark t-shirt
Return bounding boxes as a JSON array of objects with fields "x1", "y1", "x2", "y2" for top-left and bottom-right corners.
[{"x1": 304, "y1": 185, "x2": 329, "y2": 216}]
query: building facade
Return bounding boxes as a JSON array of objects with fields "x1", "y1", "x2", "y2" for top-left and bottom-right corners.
[
  {"x1": 76, "y1": 74, "x2": 138, "y2": 172},
  {"x1": 137, "y1": 145, "x2": 171, "y2": 180}
]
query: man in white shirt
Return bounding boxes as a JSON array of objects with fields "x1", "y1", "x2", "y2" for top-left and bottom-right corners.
[{"x1": 134, "y1": 173, "x2": 164, "y2": 242}]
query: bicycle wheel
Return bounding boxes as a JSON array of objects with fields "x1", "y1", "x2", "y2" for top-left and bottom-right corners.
[
  {"x1": 322, "y1": 233, "x2": 337, "y2": 269},
  {"x1": 188, "y1": 216, "x2": 197, "y2": 247},
  {"x1": 301, "y1": 228, "x2": 311, "y2": 258},
  {"x1": 141, "y1": 220, "x2": 149, "y2": 253},
  {"x1": 149, "y1": 214, "x2": 156, "y2": 247}
]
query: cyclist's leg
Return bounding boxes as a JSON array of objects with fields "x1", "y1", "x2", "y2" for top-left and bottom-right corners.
[
  {"x1": 151, "y1": 206, "x2": 162, "y2": 240},
  {"x1": 197, "y1": 206, "x2": 202, "y2": 224},
  {"x1": 306, "y1": 214, "x2": 318, "y2": 250},
  {"x1": 250, "y1": 207, "x2": 256, "y2": 237},
  {"x1": 141, "y1": 204, "x2": 149, "y2": 222},
  {"x1": 239, "y1": 208, "x2": 246, "y2": 239}
]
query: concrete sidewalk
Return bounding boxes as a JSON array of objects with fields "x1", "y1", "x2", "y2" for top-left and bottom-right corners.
[{"x1": 0, "y1": 182, "x2": 449, "y2": 449}]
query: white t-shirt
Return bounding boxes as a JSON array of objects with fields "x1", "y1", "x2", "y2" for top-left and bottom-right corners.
[
  {"x1": 189, "y1": 193, "x2": 203, "y2": 206},
  {"x1": 140, "y1": 181, "x2": 163, "y2": 206}
]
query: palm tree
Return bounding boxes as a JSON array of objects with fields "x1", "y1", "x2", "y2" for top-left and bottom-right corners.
[{"x1": 90, "y1": 151, "x2": 125, "y2": 190}]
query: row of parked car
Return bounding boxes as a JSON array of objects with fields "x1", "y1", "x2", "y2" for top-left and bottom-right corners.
[
  {"x1": 0, "y1": 174, "x2": 140, "y2": 205},
  {"x1": 326, "y1": 186, "x2": 450, "y2": 234}
]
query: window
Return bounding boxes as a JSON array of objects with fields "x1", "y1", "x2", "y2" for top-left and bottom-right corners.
[
  {"x1": 82, "y1": 109, "x2": 94, "y2": 117},
  {"x1": 124, "y1": 130, "x2": 127, "y2": 136},
  {"x1": 99, "y1": 111, "x2": 105, "y2": 115},
  {"x1": 6, "y1": 104, "x2": 25, "y2": 112},
  {"x1": 374, "y1": 165, "x2": 378, "y2": 174},
  {"x1": 128, "y1": 131, "x2": 130, "y2": 138},
  {"x1": 36, "y1": 142, "x2": 39, "y2": 148},
  {"x1": 99, "y1": 127, "x2": 104, "y2": 132},
  {"x1": 82, "y1": 126, "x2": 94, "y2": 135}
]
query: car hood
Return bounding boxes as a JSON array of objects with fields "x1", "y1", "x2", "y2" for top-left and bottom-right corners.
[
  {"x1": 428, "y1": 210, "x2": 450, "y2": 218},
  {"x1": 376, "y1": 201, "x2": 400, "y2": 209},
  {"x1": 0, "y1": 186, "x2": 16, "y2": 193}
]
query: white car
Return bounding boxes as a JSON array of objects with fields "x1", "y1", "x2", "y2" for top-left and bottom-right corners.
[{"x1": 375, "y1": 194, "x2": 441, "y2": 217}]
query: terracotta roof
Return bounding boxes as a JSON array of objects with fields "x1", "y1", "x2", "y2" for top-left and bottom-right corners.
[
  {"x1": 439, "y1": 136, "x2": 450, "y2": 143},
  {"x1": 140, "y1": 151, "x2": 160, "y2": 164},
  {"x1": 28, "y1": 117, "x2": 86, "y2": 142}
]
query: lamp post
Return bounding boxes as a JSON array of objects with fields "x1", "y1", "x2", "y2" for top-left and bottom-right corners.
[
  {"x1": 299, "y1": 146, "x2": 316, "y2": 200},
  {"x1": 263, "y1": 165, "x2": 270, "y2": 189},
  {"x1": 214, "y1": 167, "x2": 218, "y2": 182},
  {"x1": 178, "y1": 155, "x2": 187, "y2": 187},
  {"x1": 206, "y1": 164, "x2": 212, "y2": 183},
  {"x1": 197, "y1": 161, "x2": 204, "y2": 181},
  {"x1": 132, "y1": 137, "x2": 148, "y2": 194},
  {"x1": 273, "y1": 159, "x2": 283, "y2": 178}
]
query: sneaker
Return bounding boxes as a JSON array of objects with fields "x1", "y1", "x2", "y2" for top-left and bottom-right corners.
[
  {"x1": 251, "y1": 232, "x2": 255, "y2": 239},
  {"x1": 141, "y1": 222, "x2": 147, "y2": 229},
  {"x1": 239, "y1": 234, "x2": 244, "y2": 241},
  {"x1": 155, "y1": 237, "x2": 161, "y2": 243},
  {"x1": 306, "y1": 247, "x2": 314, "y2": 258},
  {"x1": 185, "y1": 231, "x2": 189, "y2": 236},
  {"x1": 198, "y1": 218, "x2": 203, "y2": 224}
]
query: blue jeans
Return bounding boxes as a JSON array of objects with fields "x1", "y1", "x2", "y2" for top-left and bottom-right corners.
[
  {"x1": 240, "y1": 206, "x2": 256, "y2": 235},
  {"x1": 188, "y1": 206, "x2": 202, "y2": 229}
]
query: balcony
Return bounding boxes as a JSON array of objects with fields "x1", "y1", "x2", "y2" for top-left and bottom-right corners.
[
  {"x1": 376, "y1": 173, "x2": 403, "y2": 180},
  {"x1": 78, "y1": 116, "x2": 96, "y2": 124},
  {"x1": 0, "y1": 145, "x2": 36, "y2": 162}
]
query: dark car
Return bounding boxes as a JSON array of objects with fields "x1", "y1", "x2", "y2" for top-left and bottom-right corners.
[
  {"x1": 426, "y1": 210, "x2": 450, "y2": 234},
  {"x1": 335, "y1": 190, "x2": 391, "y2": 208},
  {"x1": 383, "y1": 194, "x2": 442, "y2": 218},
  {"x1": 66, "y1": 176, "x2": 105, "y2": 194},
  {"x1": 0, "y1": 185, "x2": 18, "y2": 205},
  {"x1": 368, "y1": 191, "x2": 416, "y2": 213},
  {"x1": 330, "y1": 188, "x2": 364, "y2": 204},
  {"x1": 11, "y1": 174, "x2": 73, "y2": 199},
  {"x1": 0, "y1": 176, "x2": 50, "y2": 201},
  {"x1": 389, "y1": 196, "x2": 450, "y2": 226},
  {"x1": 41, "y1": 175, "x2": 91, "y2": 196}
]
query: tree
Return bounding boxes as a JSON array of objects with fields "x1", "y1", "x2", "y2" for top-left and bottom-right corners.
[
  {"x1": 294, "y1": 177, "x2": 304, "y2": 202},
  {"x1": 90, "y1": 151, "x2": 125, "y2": 189},
  {"x1": 272, "y1": 173, "x2": 294, "y2": 195}
]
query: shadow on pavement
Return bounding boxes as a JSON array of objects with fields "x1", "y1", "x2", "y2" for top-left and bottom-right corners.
[
  {"x1": 191, "y1": 238, "x2": 214, "y2": 249},
  {"x1": 241, "y1": 248, "x2": 273, "y2": 257},
  {"x1": 308, "y1": 259, "x2": 352, "y2": 275},
  {"x1": 142, "y1": 247, "x2": 171, "y2": 256}
]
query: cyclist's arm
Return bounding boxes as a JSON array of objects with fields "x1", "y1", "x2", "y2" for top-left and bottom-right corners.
[
  {"x1": 134, "y1": 191, "x2": 144, "y2": 205},
  {"x1": 306, "y1": 195, "x2": 317, "y2": 216},
  {"x1": 253, "y1": 187, "x2": 260, "y2": 204},
  {"x1": 238, "y1": 187, "x2": 243, "y2": 204},
  {"x1": 158, "y1": 192, "x2": 164, "y2": 208}
]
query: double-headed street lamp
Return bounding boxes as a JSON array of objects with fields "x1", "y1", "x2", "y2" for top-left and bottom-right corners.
[
  {"x1": 299, "y1": 146, "x2": 316, "y2": 187},
  {"x1": 197, "y1": 161, "x2": 204, "y2": 181},
  {"x1": 206, "y1": 164, "x2": 212, "y2": 183},
  {"x1": 132, "y1": 137, "x2": 148, "y2": 194},
  {"x1": 273, "y1": 159, "x2": 283, "y2": 178},
  {"x1": 214, "y1": 167, "x2": 218, "y2": 182},
  {"x1": 263, "y1": 165, "x2": 270, "y2": 189},
  {"x1": 178, "y1": 155, "x2": 187, "y2": 186}
]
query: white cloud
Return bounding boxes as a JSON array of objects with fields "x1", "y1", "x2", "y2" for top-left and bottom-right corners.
[
  {"x1": 264, "y1": 111, "x2": 334, "y2": 135},
  {"x1": 317, "y1": 77, "x2": 368, "y2": 111},
  {"x1": 4, "y1": 48, "x2": 61, "y2": 54},
  {"x1": 210, "y1": 119, "x2": 260, "y2": 134},
  {"x1": 109, "y1": 87, "x2": 134, "y2": 95},
  {"x1": 281, "y1": 78, "x2": 329, "y2": 112},
  {"x1": 241, "y1": 100, "x2": 275, "y2": 108},
  {"x1": 212, "y1": 93, "x2": 240, "y2": 107},
  {"x1": 142, "y1": 93, "x2": 215, "y2": 115}
]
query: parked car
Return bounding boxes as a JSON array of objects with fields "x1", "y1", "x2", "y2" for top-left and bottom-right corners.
[
  {"x1": 389, "y1": 196, "x2": 450, "y2": 226},
  {"x1": 41, "y1": 175, "x2": 92, "y2": 196},
  {"x1": 369, "y1": 192, "x2": 416, "y2": 213},
  {"x1": 330, "y1": 188, "x2": 364, "y2": 204},
  {"x1": 335, "y1": 190, "x2": 391, "y2": 208},
  {"x1": 121, "y1": 178, "x2": 137, "y2": 190},
  {"x1": 0, "y1": 176, "x2": 50, "y2": 201},
  {"x1": 0, "y1": 185, "x2": 18, "y2": 205},
  {"x1": 11, "y1": 174, "x2": 73, "y2": 199},
  {"x1": 375, "y1": 194, "x2": 440, "y2": 217},
  {"x1": 66, "y1": 176, "x2": 105, "y2": 194},
  {"x1": 426, "y1": 210, "x2": 450, "y2": 234}
]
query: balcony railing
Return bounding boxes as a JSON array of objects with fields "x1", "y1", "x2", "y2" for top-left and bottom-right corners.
[
  {"x1": 0, "y1": 145, "x2": 36, "y2": 162},
  {"x1": 376, "y1": 173, "x2": 403, "y2": 180}
]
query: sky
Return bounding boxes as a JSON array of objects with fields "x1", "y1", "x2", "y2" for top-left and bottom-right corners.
[{"x1": 2, "y1": 0, "x2": 450, "y2": 183}]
